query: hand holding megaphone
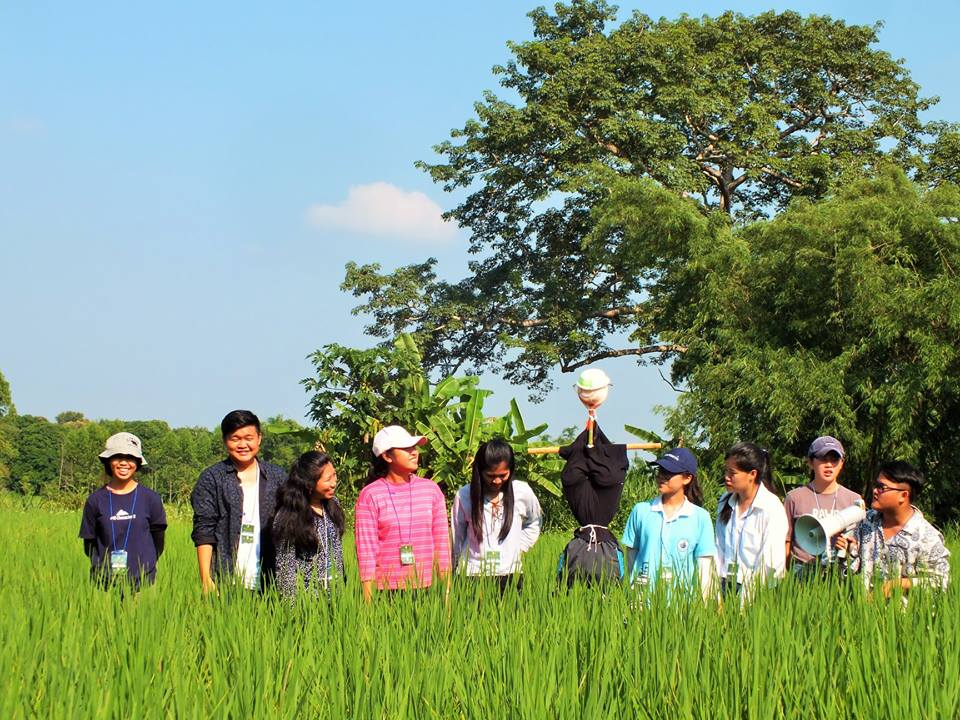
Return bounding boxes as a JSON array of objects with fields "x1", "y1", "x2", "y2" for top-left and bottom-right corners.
[
  {"x1": 794, "y1": 500, "x2": 867, "y2": 557},
  {"x1": 834, "y1": 533, "x2": 855, "y2": 554}
]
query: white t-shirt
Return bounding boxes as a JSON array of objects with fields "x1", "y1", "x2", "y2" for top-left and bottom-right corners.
[
  {"x1": 235, "y1": 468, "x2": 261, "y2": 590},
  {"x1": 715, "y1": 483, "x2": 789, "y2": 589},
  {"x1": 451, "y1": 481, "x2": 543, "y2": 576}
]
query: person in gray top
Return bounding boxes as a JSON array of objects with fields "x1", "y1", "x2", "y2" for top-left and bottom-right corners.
[
  {"x1": 272, "y1": 451, "x2": 346, "y2": 599},
  {"x1": 784, "y1": 436, "x2": 863, "y2": 573},
  {"x1": 190, "y1": 410, "x2": 285, "y2": 593}
]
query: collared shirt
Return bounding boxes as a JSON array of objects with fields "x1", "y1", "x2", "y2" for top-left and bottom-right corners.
[
  {"x1": 715, "y1": 483, "x2": 789, "y2": 588},
  {"x1": 190, "y1": 458, "x2": 285, "y2": 588},
  {"x1": 845, "y1": 508, "x2": 950, "y2": 590},
  {"x1": 451, "y1": 481, "x2": 543, "y2": 577},
  {"x1": 621, "y1": 497, "x2": 715, "y2": 590}
]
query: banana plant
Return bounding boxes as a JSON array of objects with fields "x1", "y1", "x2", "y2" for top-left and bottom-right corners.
[
  {"x1": 295, "y1": 332, "x2": 562, "y2": 499},
  {"x1": 416, "y1": 393, "x2": 560, "y2": 497}
]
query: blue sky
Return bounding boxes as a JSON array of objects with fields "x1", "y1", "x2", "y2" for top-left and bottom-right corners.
[{"x1": 2, "y1": 0, "x2": 958, "y2": 443}]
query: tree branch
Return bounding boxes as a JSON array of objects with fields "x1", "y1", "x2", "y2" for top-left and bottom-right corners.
[
  {"x1": 560, "y1": 343, "x2": 686, "y2": 372},
  {"x1": 759, "y1": 166, "x2": 803, "y2": 188},
  {"x1": 444, "y1": 304, "x2": 646, "y2": 330}
]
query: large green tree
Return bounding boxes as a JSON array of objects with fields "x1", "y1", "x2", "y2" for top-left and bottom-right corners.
[
  {"x1": 343, "y1": 1, "x2": 946, "y2": 394},
  {"x1": 0, "y1": 371, "x2": 13, "y2": 419},
  {"x1": 624, "y1": 168, "x2": 959, "y2": 517},
  {"x1": 0, "y1": 371, "x2": 16, "y2": 485}
]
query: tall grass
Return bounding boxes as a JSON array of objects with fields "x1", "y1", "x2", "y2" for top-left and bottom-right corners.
[{"x1": 1, "y1": 509, "x2": 957, "y2": 718}]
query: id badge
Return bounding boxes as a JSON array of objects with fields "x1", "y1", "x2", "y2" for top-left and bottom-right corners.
[
  {"x1": 726, "y1": 562, "x2": 739, "y2": 581},
  {"x1": 660, "y1": 565, "x2": 674, "y2": 583},
  {"x1": 399, "y1": 544, "x2": 415, "y2": 566},
  {"x1": 110, "y1": 550, "x2": 128, "y2": 572},
  {"x1": 240, "y1": 522, "x2": 255, "y2": 545},
  {"x1": 484, "y1": 550, "x2": 501, "y2": 564}
]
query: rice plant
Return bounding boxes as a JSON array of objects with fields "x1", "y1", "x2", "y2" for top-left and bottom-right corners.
[{"x1": 1, "y1": 510, "x2": 957, "y2": 719}]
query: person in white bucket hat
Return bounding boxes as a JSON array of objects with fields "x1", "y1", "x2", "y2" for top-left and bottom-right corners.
[
  {"x1": 79, "y1": 432, "x2": 167, "y2": 590},
  {"x1": 354, "y1": 425, "x2": 450, "y2": 602}
]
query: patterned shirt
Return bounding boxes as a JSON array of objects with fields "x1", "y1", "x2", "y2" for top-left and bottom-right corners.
[
  {"x1": 355, "y1": 476, "x2": 451, "y2": 590},
  {"x1": 845, "y1": 508, "x2": 950, "y2": 590},
  {"x1": 275, "y1": 511, "x2": 345, "y2": 599}
]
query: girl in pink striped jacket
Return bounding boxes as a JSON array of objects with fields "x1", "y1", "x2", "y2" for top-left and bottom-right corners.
[{"x1": 354, "y1": 425, "x2": 451, "y2": 601}]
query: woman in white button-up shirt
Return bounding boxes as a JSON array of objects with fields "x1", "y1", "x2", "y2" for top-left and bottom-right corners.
[
  {"x1": 451, "y1": 439, "x2": 543, "y2": 593},
  {"x1": 715, "y1": 442, "x2": 789, "y2": 598}
]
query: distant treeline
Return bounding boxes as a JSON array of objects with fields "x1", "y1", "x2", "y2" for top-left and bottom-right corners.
[
  {"x1": 0, "y1": 410, "x2": 650, "y2": 533},
  {"x1": 0, "y1": 412, "x2": 310, "y2": 506}
]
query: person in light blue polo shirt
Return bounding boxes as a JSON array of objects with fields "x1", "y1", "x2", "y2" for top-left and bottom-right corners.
[{"x1": 621, "y1": 447, "x2": 717, "y2": 599}]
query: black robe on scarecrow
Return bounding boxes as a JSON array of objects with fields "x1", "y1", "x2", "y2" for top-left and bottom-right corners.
[{"x1": 556, "y1": 424, "x2": 628, "y2": 587}]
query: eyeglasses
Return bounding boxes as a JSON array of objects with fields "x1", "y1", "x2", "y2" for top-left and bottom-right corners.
[{"x1": 873, "y1": 482, "x2": 904, "y2": 495}]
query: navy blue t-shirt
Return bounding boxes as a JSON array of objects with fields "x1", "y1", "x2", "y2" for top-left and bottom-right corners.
[{"x1": 79, "y1": 484, "x2": 167, "y2": 587}]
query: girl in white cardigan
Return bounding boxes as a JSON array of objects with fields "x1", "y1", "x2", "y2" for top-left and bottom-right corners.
[{"x1": 451, "y1": 439, "x2": 543, "y2": 593}]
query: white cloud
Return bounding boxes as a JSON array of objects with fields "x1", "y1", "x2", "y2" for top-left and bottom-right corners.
[{"x1": 305, "y1": 182, "x2": 457, "y2": 242}]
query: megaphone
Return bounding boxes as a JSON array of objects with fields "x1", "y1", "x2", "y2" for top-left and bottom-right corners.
[{"x1": 794, "y1": 501, "x2": 866, "y2": 557}]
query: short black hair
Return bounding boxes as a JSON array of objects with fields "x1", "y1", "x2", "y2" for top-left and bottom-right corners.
[
  {"x1": 877, "y1": 460, "x2": 924, "y2": 502},
  {"x1": 220, "y1": 410, "x2": 261, "y2": 439}
]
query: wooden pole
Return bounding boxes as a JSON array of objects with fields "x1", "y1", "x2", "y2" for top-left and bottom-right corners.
[{"x1": 527, "y1": 442, "x2": 662, "y2": 455}]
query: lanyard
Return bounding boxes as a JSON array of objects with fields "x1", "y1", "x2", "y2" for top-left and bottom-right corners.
[
  {"x1": 318, "y1": 512, "x2": 331, "y2": 581},
  {"x1": 810, "y1": 485, "x2": 838, "y2": 515},
  {"x1": 483, "y1": 493, "x2": 504, "y2": 548},
  {"x1": 659, "y1": 504, "x2": 679, "y2": 565},
  {"x1": 241, "y1": 465, "x2": 261, "y2": 526},
  {"x1": 729, "y1": 489, "x2": 760, "y2": 570},
  {"x1": 107, "y1": 486, "x2": 139, "y2": 553},
  {"x1": 382, "y1": 479, "x2": 414, "y2": 546}
]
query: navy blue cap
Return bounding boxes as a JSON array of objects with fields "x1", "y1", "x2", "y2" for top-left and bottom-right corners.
[
  {"x1": 649, "y1": 447, "x2": 697, "y2": 476},
  {"x1": 808, "y1": 436, "x2": 845, "y2": 459}
]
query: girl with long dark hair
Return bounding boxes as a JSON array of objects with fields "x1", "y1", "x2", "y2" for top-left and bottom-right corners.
[
  {"x1": 451, "y1": 439, "x2": 543, "y2": 592},
  {"x1": 714, "y1": 442, "x2": 789, "y2": 597},
  {"x1": 620, "y1": 447, "x2": 716, "y2": 599},
  {"x1": 273, "y1": 451, "x2": 345, "y2": 598}
]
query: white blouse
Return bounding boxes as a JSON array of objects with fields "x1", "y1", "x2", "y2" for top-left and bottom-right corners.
[
  {"x1": 715, "y1": 482, "x2": 789, "y2": 589},
  {"x1": 451, "y1": 481, "x2": 543, "y2": 576}
]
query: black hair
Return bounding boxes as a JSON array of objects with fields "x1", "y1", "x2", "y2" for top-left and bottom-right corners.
[
  {"x1": 683, "y1": 474, "x2": 704, "y2": 507},
  {"x1": 654, "y1": 464, "x2": 704, "y2": 506},
  {"x1": 99, "y1": 454, "x2": 142, "y2": 477},
  {"x1": 877, "y1": 460, "x2": 924, "y2": 502},
  {"x1": 718, "y1": 442, "x2": 774, "y2": 526},
  {"x1": 220, "y1": 410, "x2": 261, "y2": 439},
  {"x1": 272, "y1": 451, "x2": 344, "y2": 553},
  {"x1": 365, "y1": 454, "x2": 391, "y2": 486},
  {"x1": 470, "y1": 439, "x2": 516, "y2": 545}
]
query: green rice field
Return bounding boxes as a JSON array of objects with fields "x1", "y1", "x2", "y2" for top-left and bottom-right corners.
[{"x1": 2, "y1": 508, "x2": 959, "y2": 719}]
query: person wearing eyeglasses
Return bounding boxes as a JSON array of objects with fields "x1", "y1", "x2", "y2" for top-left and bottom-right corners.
[
  {"x1": 354, "y1": 425, "x2": 451, "y2": 602},
  {"x1": 835, "y1": 461, "x2": 950, "y2": 598}
]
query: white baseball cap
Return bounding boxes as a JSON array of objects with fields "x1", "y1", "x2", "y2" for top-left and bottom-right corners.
[
  {"x1": 99, "y1": 432, "x2": 147, "y2": 466},
  {"x1": 372, "y1": 425, "x2": 427, "y2": 458}
]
